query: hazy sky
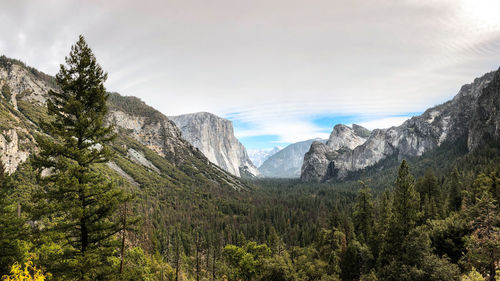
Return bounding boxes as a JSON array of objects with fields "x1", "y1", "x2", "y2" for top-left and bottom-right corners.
[{"x1": 2, "y1": 0, "x2": 500, "y2": 149}]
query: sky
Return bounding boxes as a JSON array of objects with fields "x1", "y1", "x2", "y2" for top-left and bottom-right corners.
[{"x1": 1, "y1": 0, "x2": 500, "y2": 150}]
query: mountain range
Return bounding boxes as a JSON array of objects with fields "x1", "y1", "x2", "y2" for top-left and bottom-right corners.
[
  {"x1": 1, "y1": 54, "x2": 499, "y2": 186},
  {"x1": 259, "y1": 138, "x2": 326, "y2": 178},
  {"x1": 0, "y1": 56, "x2": 245, "y2": 191},
  {"x1": 301, "y1": 69, "x2": 500, "y2": 182}
]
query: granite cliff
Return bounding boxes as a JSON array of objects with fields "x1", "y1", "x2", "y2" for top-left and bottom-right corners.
[
  {"x1": 169, "y1": 112, "x2": 260, "y2": 178},
  {"x1": 301, "y1": 68, "x2": 500, "y2": 182},
  {"x1": 0, "y1": 56, "x2": 244, "y2": 189}
]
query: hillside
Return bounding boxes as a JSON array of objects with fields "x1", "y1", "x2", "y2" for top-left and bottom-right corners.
[{"x1": 0, "y1": 55, "x2": 244, "y2": 190}]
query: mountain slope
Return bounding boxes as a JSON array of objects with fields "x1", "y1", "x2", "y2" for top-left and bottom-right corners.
[
  {"x1": 169, "y1": 112, "x2": 259, "y2": 178},
  {"x1": 259, "y1": 138, "x2": 326, "y2": 178},
  {"x1": 0, "y1": 55, "x2": 245, "y2": 191},
  {"x1": 301, "y1": 68, "x2": 499, "y2": 182}
]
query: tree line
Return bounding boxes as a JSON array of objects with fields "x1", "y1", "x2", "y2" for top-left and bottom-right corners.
[{"x1": 0, "y1": 36, "x2": 499, "y2": 280}]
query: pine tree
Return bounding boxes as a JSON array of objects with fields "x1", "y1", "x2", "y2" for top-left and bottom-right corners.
[
  {"x1": 374, "y1": 191, "x2": 392, "y2": 265},
  {"x1": 448, "y1": 168, "x2": 463, "y2": 212},
  {"x1": 417, "y1": 169, "x2": 441, "y2": 220},
  {"x1": 34, "y1": 35, "x2": 130, "y2": 280},
  {"x1": 0, "y1": 159, "x2": 26, "y2": 275},
  {"x1": 383, "y1": 160, "x2": 420, "y2": 261},
  {"x1": 353, "y1": 181, "x2": 375, "y2": 244},
  {"x1": 390, "y1": 160, "x2": 420, "y2": 240},
  {"x1": 464, "y1": 175, "x2": 500, "y2": 280}
]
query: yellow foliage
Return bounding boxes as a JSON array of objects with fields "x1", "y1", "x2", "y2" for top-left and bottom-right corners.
[
  {"x1": 460, "y1": 268, "x2": 485, "y2": 281},
  {"x1": 1, "y1": 257, "x2": 48, "y2": 281}
]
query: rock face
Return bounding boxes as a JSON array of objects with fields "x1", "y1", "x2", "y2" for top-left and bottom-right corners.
[
  {"x1": 0, "y1": 59, "x2": 53, "y2": 173},
  {"x1": 0, "y1": 56, "x2": 246, "y2": 190},
  {"x1": 301, "y1": 68, "x2": 500, "y2": 182},
  {"x1": 468, "y1": 68, "x2": 500, "y2": 150},
  {"x1": 248, "y1": 147, "x2": 281, "y2": 168},
  {"x1": 301, "y1": 125, "x2": 369, "y2": 181},
  {"x1": 169, "y1": 112, "x2": 260, "y2": 178},
  {"x1": 260, "y1": 138, "x2": 326, "y2": 178},
  {"x1": 106, "y1": 95, "x2": 193, "y2": 163}
]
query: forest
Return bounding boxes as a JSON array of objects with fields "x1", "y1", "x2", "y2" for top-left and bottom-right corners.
[{"x1": 0, "y1": 37, "x2": 499, "y2": 281}]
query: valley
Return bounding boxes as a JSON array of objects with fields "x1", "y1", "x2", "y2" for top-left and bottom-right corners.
[{"x1": 0, "y1": 36, "x2": 499, "y2": 281}]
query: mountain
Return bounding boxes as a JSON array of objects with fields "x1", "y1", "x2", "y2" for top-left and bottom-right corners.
[
  {"x1": 247, "y1": 147, "x2": 281, "y2": 168},
  {"x1": 301, "y1": 68, "x2": 499, "y2": 182},
  {"x1": 0, "y1": 55, "x2": 245, "y2": 190},
  {"x1": 259, "y1": 138, "x2": 326, "y2": 178},
  {"x1": 169, "y1": 112, "x2": 260, "y2": 178}
]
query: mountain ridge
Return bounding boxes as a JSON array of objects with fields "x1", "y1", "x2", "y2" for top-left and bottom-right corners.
[
  {"x1": 0, "y1": 55, "x2": 246, "y2": 190},
  {"x1": 259, "y1": 138, "x2": 327, "y2": 178},
  {"x1": 301, "y1": 68, "x2": 499, "y2": 182}
]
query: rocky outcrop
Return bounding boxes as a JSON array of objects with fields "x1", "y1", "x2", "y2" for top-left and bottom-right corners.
[
  {"x1": 301, "y1": 69, "x2": 499, "y2": 182},
  {"x1": 301, "y1": 125, "x2": 369, "y2": 181},
  {"x1": 169, "y1": 112, "x2": 259, "y2": 178},
  {"x1": 0, "y1": 62, "x2": 52, "y2": 108},
  {"x1": 0, "y1": 129, "x2": 29, "y2": 174},
  {"x1": 0, "y1": 60, "x2": 53, "y2": 173},
  {"x1": 106, "y1": 103, "x2": 190, "y2": 162},
  {"x1": 260, "y1": 138, "x2": 326, "y2": 178},
  {"x1": 0, "y1": 56, "x2": 246, "y2": 190},
  {"x1": 468, "y1": 67, "x2": 500, "y2": 150},
  {"x1": 327, "y1": 124, "x2": 367, "y2": 151}
]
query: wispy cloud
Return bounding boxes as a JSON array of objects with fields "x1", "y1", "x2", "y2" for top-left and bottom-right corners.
[
  {"x1": 355, "y1": 116, "x2": 411, "y2": 130},
  {"x1": 233, "y1": 118, "x2": 330, "y2": 144},
  {"x1": 1, "y1": 0, "x2": 500, "y2": 148}
]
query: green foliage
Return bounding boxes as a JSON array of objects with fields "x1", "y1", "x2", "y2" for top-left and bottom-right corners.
[
  {"x1": 353, "y1": 182, "x2": 375, "y2": 243},
  {"x1": 107, "y1": 93, "x2": 165, "y2": 124},
  {"x1": 2, "y1": 50, "x2": 500, "y2": 281},
  {"x1": 116, "y1": 247, "x2": 175, "y2": 281},
  {"x1": 341, "y1": 240, "x2": 373, "y2": 281},
  {"x1": 1, "y1": 84, "x2": 11, "y2": 102},
  {"x1": 462, "y1": 179, "x2": 500, "y2": 280},
  {"x1": 32, "y1": 35, "x2": 133, "y2": 280},
  {"x1": 290, "y1": 246, "x2": 331, "y2": 280},
  {"x1": 0, "y1": 160, "x2": 28, "y2": 276},
  {"x1": 417, "y1": 169, "x2": 443, "y2": 220},
  {"x1": 386, "y1": 160, "x2": 421, "y2": 254},
  {"x1": 16, "y1": 100, "x2": 52, "y2": 127}
]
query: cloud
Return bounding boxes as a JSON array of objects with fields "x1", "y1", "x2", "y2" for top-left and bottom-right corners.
[
  {"x1": 1, "y1": 0, "x2": 500, "y2": 148},
  {"x1": 355, "y1": 116, "x2": 411, "y2": 130},
  {"x1": 234, "y1": 118, "x2": 330, "y2": 144}
]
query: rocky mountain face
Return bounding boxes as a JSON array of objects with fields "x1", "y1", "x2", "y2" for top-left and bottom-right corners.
[
  {"x1": 259, "y1": 138, "x2": 326, "y2": 178},
  {"x1": 301, "y1": 68, "x2": 500, "y2": 182},
  {"x1": 0, "y1": 56, "x2": 244, "y2": 190},
  {"x1": 248, "y1": 147, "x2": 281, "y2": 168},
  {"x1": 468, "y1": 69, "x2": 500, "y2": 150},
  {"x1": 169, "y1": 112, "x2": 260, "y2": 178}
]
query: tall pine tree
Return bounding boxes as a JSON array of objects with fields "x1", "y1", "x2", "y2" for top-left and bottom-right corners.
[
  {"x1": 390, "y1": 160, "x2": 420, "y2": 242},
  {"x1": 381, "y1": 160, "x2": 420, "y2": 262},
  {"x1": 353, "y1": 181, "x2": 375, "y2": 244},
  {"x1": 0, "y1": 159, "x2": 26, "y2": 275},
  {"x1": 34, "y1": 35, "x2": 130, "y2": 280}
]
